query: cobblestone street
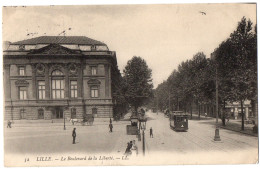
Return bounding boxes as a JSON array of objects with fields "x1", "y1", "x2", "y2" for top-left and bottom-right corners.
[{"x1": 4, "y1": 110, "x2": 258, "y2": 166}]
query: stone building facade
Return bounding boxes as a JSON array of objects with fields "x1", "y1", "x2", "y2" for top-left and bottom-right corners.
[{"x1": 3, "y1": 36, "x2": 120, "y2": 120}]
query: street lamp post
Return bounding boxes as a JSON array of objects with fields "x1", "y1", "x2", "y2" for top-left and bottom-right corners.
[
  {"x1": 139, "y1": 118, "x2": 147, "y2": 156},
  {"x1": 216, "y1": 67, "x2": 219, "y2": 124},
  {"x1": 142, "y1": 128, "x2": 145, "y2": 156},
  {"x1": 212, "y1": 53, "x2": 221, "y2": 141},
  {"x1": 64, "y1": 112, "x2": 66, "y2": 130},
  {"x1": 64, "y1": 100, "x2": 70, "y2": 130}
]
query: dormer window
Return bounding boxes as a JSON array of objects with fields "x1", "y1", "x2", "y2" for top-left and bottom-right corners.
[
  {"x1": 91, "y1": 45, "x2": 96, "y2": 51},
  {"x1": 19, "y1": 45, "x2": 25, "y2": 51}
]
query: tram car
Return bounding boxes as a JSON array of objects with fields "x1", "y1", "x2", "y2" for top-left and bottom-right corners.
[{"x1": 169, "y1": 111, "x2": 189, "y2": 131}]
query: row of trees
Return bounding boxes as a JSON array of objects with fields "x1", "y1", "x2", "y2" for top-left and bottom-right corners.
[{"x1": 154, "y1": 17, "x2": 257, "y2": 130}]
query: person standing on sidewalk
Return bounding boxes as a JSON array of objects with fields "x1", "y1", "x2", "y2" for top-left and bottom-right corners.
[
  {"x1": 150, "y1": 127, "x2": 153, "y2": 138},
  {"x1": 7, "y1": 120, "x2": 12, "y2": 128},
  {"x1": 109, "y1": 123, "x2": 113, "y2": 132},
  {"x1": 131, "y1": 140, "x2": 138, "y2": 156},
  {"x1": 72, "y1": 128, "x2": 76, "y2": 144}
]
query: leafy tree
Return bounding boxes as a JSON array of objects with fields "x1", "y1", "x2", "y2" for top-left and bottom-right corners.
[
  {"x1": 190, "y1": 52, "x2": 209, "y2": 119},
  {"x1": 122, "y1": 56, "x2": 153, "y2": 115},
  {"x1": 155, "y1": 81, "x2": 169, "y2": 111},
  {"x1": 215, "y1": 17, "x2": 257, "y2": 130},
  {"x1": 111, "y1": 67, "x2": 129, "y2": 120}
]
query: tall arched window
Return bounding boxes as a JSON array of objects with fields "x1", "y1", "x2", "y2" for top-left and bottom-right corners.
[
  {"x1": 91, "y1": 86, "x2": 99, "y2": 98},
  {"x1": 51, "y1": 70, "x2": 64, "y2": 99},
  {"x1": 52, "y1": 70, "x2": 63, "y2": 76}
]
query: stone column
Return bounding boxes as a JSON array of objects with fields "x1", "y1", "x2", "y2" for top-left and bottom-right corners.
[
  {"x1": 245, "y1": 107, "x2": 249, "y2": 120},
  {"x1": 234, "y1": 107, "x2": 238, "y2": 119},
  {"x1": 4, "y1": 64, "x2": 11, "y2": 100},
  {"x1": 105, "y1": 64, "x2": 109, "y2": 98},
  {"x1": 78, "y1": 64, "x2": 83, "y2": 98},
  {"x1": 45, "y1": 64, "x2": 50, "y2": 99},
  {"x1": 108, "y1": 65, "x2": 111, "y2": 98},
  {"x1": 65, "y1": 67, "x2": 69, "y2": 98},
  {"x1": 31, "y1": 64, "x2": 37, "y2": 99}
]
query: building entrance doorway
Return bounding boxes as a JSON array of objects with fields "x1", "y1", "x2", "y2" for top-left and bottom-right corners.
[
  {"x1": 52, "y1": 107, "x2": 64, "y2": 119},
  {"x1": 38, "y1": 109, "x2": 44, "y2": 119}
]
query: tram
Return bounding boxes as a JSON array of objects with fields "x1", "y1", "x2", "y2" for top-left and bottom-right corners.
[{"x1": 169, "y1": 111, "x2": 189, "y2": 131}]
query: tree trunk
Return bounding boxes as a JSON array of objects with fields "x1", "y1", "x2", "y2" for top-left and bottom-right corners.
[
  {"x1": 222, "y1": 100, "x2": 226, "y2": 126},
  {"x1": 177, "y1": 97, "x2": 179, "y2": 111},
  {"x1": 251, "y1": 99, "x2": 256, "y2": 118},
  {"x1": 190, "y1": 102, "x2": 193, "y2": 120},
  {"x1": 198, "y1": 104, "x2": 201, "y2": 120},
  {"x1": 134, "y1": 105, "x2": 138, "y2": 116},
  {"x1": 206, "y1": 105, "x2": 209, "y2": 116},
  {"x1": 241, "y1": 99, "x2": 244, "y2": 131},
  {"x1": 212, "y1": 105, "x2": 214, "y2": 117}
]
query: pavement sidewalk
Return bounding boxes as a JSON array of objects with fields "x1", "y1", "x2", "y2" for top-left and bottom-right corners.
[
  {"x1": 190, "y1": 113, "x2": 258, "y2": 137},
  {"x1": 4, "y1": 119, "x2": 130, "y2": 128}
]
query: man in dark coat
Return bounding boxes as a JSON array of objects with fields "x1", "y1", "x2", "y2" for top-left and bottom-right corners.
[
  {"x1": 125, "y1": 142, "x2": 132, "y2": 155},
  {"x1": 150, "y1": 127, "x2": 153, "y2": 138},
  {"x1": 109, "y1": 123, "x2": 113, "y2": 132},
  {"x1": 72, "y1": 128, "x2": 76, "y2": 144},
  {"x1": 129, "y1": 141, "x2": 133, "y2": 149}
]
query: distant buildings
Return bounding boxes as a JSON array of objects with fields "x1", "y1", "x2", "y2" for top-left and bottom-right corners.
[
  {"x1": 225, "y1": 101, "x2": 254, "y2": 120},
  {"x1": 3, "y1": 36, "x2": 121, "y2": 120}
]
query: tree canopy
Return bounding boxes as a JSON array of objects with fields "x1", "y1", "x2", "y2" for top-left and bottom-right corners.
[
  {"x1": 154, "y1": 17, "x2": 257, "y2": 129},
  {"x1": 122, "y1": 56, "x2": 153, "y2": 114}
]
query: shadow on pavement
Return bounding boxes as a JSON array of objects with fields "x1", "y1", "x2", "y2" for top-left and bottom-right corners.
[
  {"x1": 189, "y1": 116, "x2": 215, "y2": 121},
  {"x1": 197, "y1": 120, "x2": 258, "y2": 137}
]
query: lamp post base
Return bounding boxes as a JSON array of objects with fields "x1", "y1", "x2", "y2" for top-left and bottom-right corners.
[
  {"x1": 142, "y1": 130, "x2": 145, "y2": 156},
  {"x1": 214, "y1": 128, "x2": 221, "y2": 141}
]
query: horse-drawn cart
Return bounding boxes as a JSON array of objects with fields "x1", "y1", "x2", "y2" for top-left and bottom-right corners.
[{"x1": 81, "y1": 114, "x2": 95, "y2": 126}]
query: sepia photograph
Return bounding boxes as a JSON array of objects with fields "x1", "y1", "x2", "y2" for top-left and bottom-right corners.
[{"x1": 1, "y1": 2, "x2": 258, "y2": 167}]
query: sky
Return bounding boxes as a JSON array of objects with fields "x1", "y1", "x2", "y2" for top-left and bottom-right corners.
[{"x1": 2, "y1": 4, "x2": 257, "y2": 88}]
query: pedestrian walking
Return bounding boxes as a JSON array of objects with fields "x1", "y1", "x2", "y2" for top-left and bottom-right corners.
[
  {"x1": 109, "y1": 123, "x2": 113, "y2": 132},
  {"x1": 226, "y1": 112, "x2": 230, "y2": 122},
  {"x1": 72, "y1": 128, "x2": 76, "y2": 144},
  {"x1": 205, "y1": 112, "x2": 207, "y2": 117},
  {"x1": 141, "y1": 108, "x2": 145, "y2": 116},
  {"x1": 129, "y1": 140, "x2": 133, "y2": 149},
  {"x1": 150, "y1": 127, "x2": 153, "y2": 138},
  {"x1": 124, "y1": 142, "x2": 132, "y2": 156},
  {"x1": 110, "y1": 118, "x2": 112, "y2": 124},
  {"x1": 7, "y1": 120, "x2": 12, "y2": 128}
]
